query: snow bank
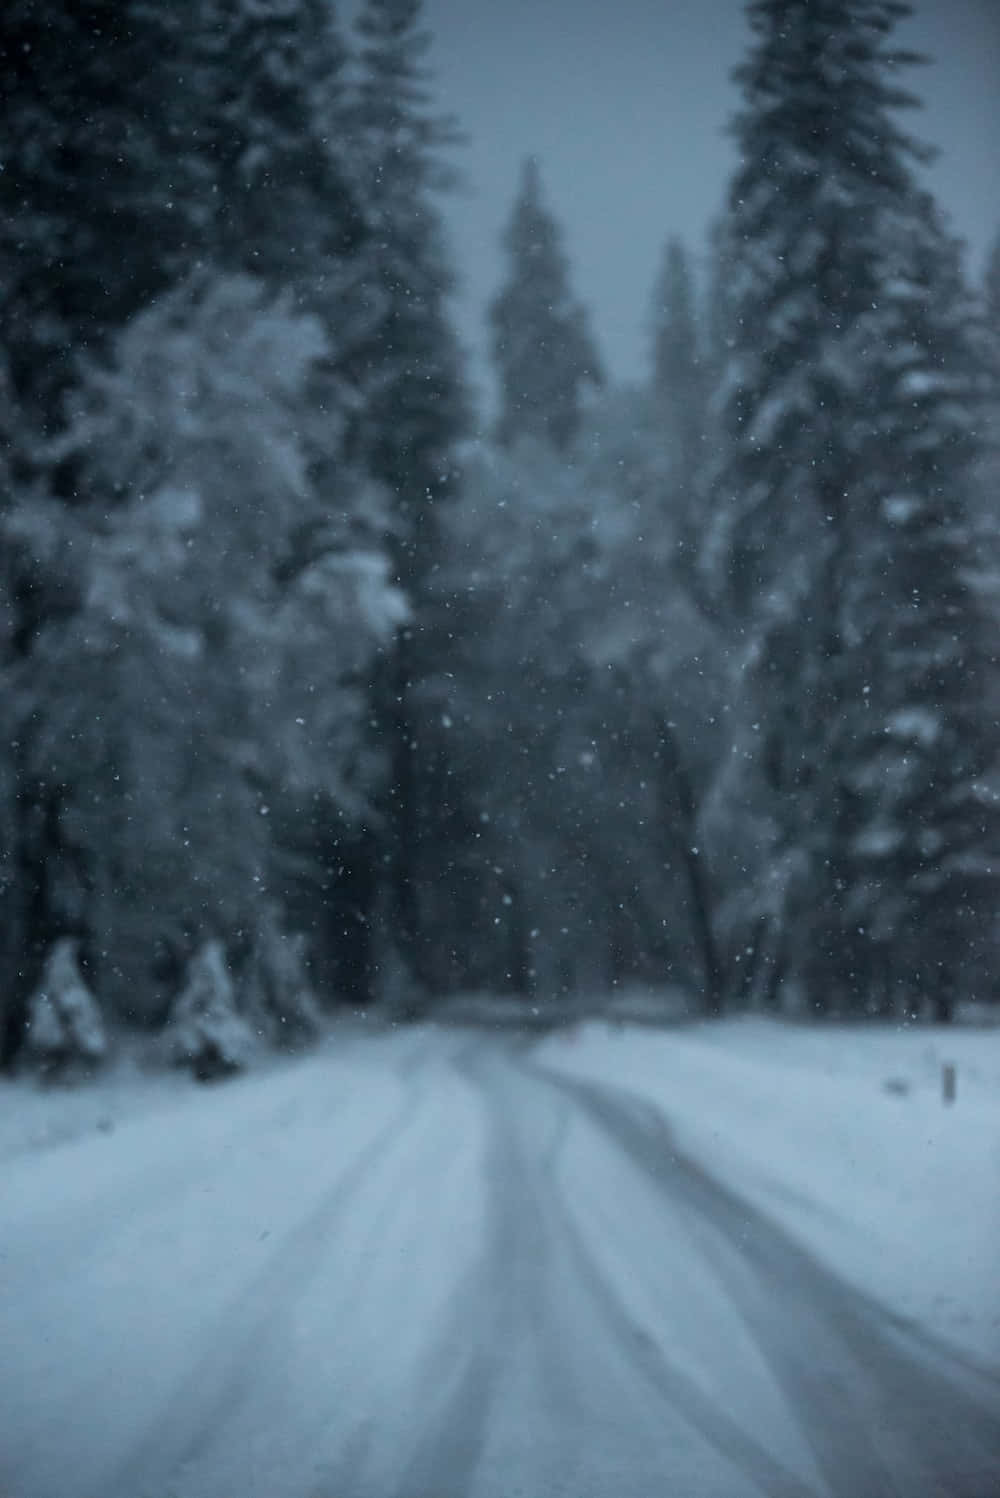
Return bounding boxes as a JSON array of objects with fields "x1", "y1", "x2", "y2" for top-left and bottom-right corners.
[
  {"x1": 537, "y1": 1015, "x2": 1000, "y2": 1369},
  {"x1": 0, "y1": 1017, "x2": 381, "y2": 1167},
  {"x1": 0, "y1": 1025, "x2": 487, "y2": 1498}
]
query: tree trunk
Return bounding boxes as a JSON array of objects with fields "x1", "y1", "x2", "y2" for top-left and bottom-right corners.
[
  {"x1": 932, "y1": 993, "x2": 955, "y2": 1024},
  {"x1": 655, "y1": 716, "x2": 724, "y2": 1016}
]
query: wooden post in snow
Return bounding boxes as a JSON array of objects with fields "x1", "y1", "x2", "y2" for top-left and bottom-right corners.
[{"x1": 942, "y1": 1063, "x2": 956, "y2": 1106}]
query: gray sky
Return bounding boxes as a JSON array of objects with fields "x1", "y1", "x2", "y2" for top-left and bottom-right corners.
[{"x1": 406, "y1": 0, "x2": 1000, "y2": 413}]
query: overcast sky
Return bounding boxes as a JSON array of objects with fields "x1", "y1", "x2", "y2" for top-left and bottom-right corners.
[{"x1": 396, "y1": 0, "x2": 1000, "y2": 414}]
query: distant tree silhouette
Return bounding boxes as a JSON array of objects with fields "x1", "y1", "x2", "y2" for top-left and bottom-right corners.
[
  {"x1": 490, "y1": 158, "x2": 603, "y2": 452},
  {"x1": 649, "y1": 236, "x2": 710, "y2": 573}
]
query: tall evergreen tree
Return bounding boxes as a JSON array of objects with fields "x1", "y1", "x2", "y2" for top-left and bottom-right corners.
[
  {"x1": 981, "y1": 229, "x2": 1000, "y2": 479},
  {"x1": 710, "y1": 0, "x2": 998, "y2": 1017},
  {"x1": 179, "y1": 0, "x2": 361, "y2": 289},
  {"x1": 344, "y1": 0, "x2": 467, "y2": 572},
  {"x1": 0, "y1": 0, "x2": 182, "y2": 1048},
  {"x1": 0, "y1": 2, "x2": 399, "y2": 1044},
  {"x1": 985, "y1": 229, "x2": 1000, "y2": 336},
  {"x1": 2, "y1": 275, "x2": 404, "y2": 1046},
  {"x1": 490, "y1": 158, "x2": 603, "y2": 453},
  {"x1": 0, "y1": 1, "x2": 196, "y2": 437},
  {"x1": 650, "y1": 238, "x2": 707, "y2": 490},
  {"x1": 649, "y1": 236, "x2": 710, "y2": 571},
  {"x1": 703, "y1": 216, "x2": 739, "y2": 389},
  {"x1": 968, "y1": 229, "x2": 1000, "y2": 685},
  {"x1": 426, "y1": 404, "x2": 721, "y2": 1004},
  {"x1": 172, "y1": 0, "x2": 376, "y2": 559},
  {"x1": 341, "y1": 0, "x2": 468, "y2": 1002},
  {"x1": 0, "y1": 0, "x2": 362, "y2": 443}
]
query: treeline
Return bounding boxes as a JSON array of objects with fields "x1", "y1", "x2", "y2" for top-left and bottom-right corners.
[
  {"x1": 0, "y1": 0, "x2": 464, "y2": 1068},
  {"x1": 1, "y1": 0, "x2": 998, "y2": 1074}
]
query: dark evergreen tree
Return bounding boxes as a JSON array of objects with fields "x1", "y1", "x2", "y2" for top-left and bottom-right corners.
[
  {"x1": 2, "y1": 275, "x2": 405, "y2": 1038},
  {"x1": 985, "y1": 230, "x2": 1000, "y2": 342},
  {"x1": 490, "y1": 158, "x2": 603, "y2": 453},
  {"x1": 704, "y1": 216, "x2": 739, "y2": 389},
  {"x1": 710, "y1": 0, "x2": 999, "y2": 1017},
  {"x1": 0, "y1": 2, "x2": 404, "y2": 1049},
  {"x1": 0, "y1": 0, "x2": 362, "y2": 442},
  {"x1": 649, "y1": 237, "x2": 711, "y2": 573},
  {"x1": 345, "y1": 0, "x2": 467, "y2": 570},
  {"x1": 179, "y1": 0, "x2": 362, "y2": 291},
  {"x1": 980, "y1": 229, "x2": 1000, "y2": 503},
  {"x1": 0, "y1": 1, "x2": 196, "y2": 437},
  {"x1": 650, "y1": 238, "x2": 707, "y2": 493},
  {"x1": 1, "y1": 0, "x2": 175, "y2": 1051},
  {"x1": 420, "y1": 393, "x2": 724, "y2": 1007},
  {"x1": 341, "y1": 0, "x2": 468, "y2": 1002}
]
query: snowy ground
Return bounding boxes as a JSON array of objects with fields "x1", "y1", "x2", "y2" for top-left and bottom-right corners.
[
  {"x1": 1, "y1": 1017, "x2": 999, "y2": 1498},
  {"x1": 537, "y1": 1014, "x2": 1000, "y2": 1369}
]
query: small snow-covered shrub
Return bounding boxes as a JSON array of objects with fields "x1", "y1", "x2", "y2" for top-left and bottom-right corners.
[
  {"x1": 373, "y1": 937, "x2": 427, "y2": 1020},
  {"x1": 165, "y1": 940, "x2": 255, "y2": 1082},
  {"x1": 24, "y1": 938, "x2": 108, "y2": 1081},
  {"x1": 243, "y1": 909, "x2": 322, "y2": 1049}
]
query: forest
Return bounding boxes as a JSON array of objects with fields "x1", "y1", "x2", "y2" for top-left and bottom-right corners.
[{"x1": 1, "y1": 0, "x2": 998, "y2": 1080}]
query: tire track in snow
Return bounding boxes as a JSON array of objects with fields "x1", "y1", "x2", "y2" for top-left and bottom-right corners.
[
  {"x1": 9, "y1": 1028, "x2": 998, "y2": 1498},
  {"x1": 98, "y1": 1082, "x2": 423, "y2": 1498},
  {"x1": 532, "y1": 1061, "x2": 1000, "y2": 1498},
  {"x1": 380, "y1": 1042, "x2": 815, "y2": 1498},
  {"x1": 321, "y1": 1038, "x2": 535, "y2": 1498},
  {"x1": 508, "y1": 1051, "x2": 820, "y2": 1498},
  {"x1": 328, "y1": 1041, "x2": 578, "y2": 1498},
  {"x1": 532, "y1": 1144, "x2": 822, "y2": 1495}
]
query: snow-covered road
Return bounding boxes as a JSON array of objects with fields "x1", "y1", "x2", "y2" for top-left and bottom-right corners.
[{"x1": 2, "y1": 1025, "x2": 999, "y2": 1498}]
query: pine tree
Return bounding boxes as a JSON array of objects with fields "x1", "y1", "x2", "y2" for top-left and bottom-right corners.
[
  {"x1": 985, "y1": 230, "x2": 1000, "y2": 346},
  {"x1": 980, "y1": 230, "x2": 1000, "y2": 503},
  {"x1": 490, "y1": 158, "x2": 603, "y2": 453},
  {"x1": 0, "y1": 0, "x2": 362, "y2": 442},
  {"x1": 337, "y1": 0, "x2": 469, "y2": 1001},
  {"x1": 178, "y1": 0, "x2": 361, "y2": 290},
  {"x1": 0, "y1": 1, "x2": 196, "y2": 435},
  {"x1": 24, "y1": 938, "x2": 107, "y2": 1080},
  {"x1": 649, "y1": 237, "x2": 710, "y2": 569},
  {"x1": 344, "y1": 0, "x2": 467, "y2": 573},
  {"x1": 704, "y1": 216, "x2": 739, "y2": 390},
  {"x1": 423, "y1": 395, "x2": 722, "y2": 1005},
  {"x1": 711, "y1": 0, "x2": 999, "y2": 1017},
  {"x1": 650, "y1": 238, "x2": 707, "y2": 489},
  {"x1": 1, "y1": 275, "x2": 405, "y2": 1038},
  {"x1": 0, "y1": 2, "x2": 390, "y2": 1044}
]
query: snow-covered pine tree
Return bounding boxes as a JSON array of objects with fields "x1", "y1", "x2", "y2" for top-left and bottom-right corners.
[
  {"x1": 489, "y1": 158, "x2": 604, "y2": 453},
  {"x1": 24, "y1": 938, "x2": 107, "y2": 1081},
  {"x1": 979, "y1": 230, "x2": 1000, "y2": 529},
  {"x1": 985, "y1": 230, "x2": 1000, "y2": 348},
  {"x1": 341, "y1": 0, "x2": 468, "y2": 1001},
  {"x1": 703, "y1": 216, "x2": 739, "y2": 394},
  {"x1": 178, "y1": 0, "x2": 361, "y2": 289},
  {"x1": 344, "y1": 0, "x2": 467, "y2": 572},
  {"x1": 2, "y1": 275, "x2": 405, "y2": 1029},
  {"x1": 0, "y1": 0, "x2": 364, "y2": 441},
  {"x1": 165, "y1": 940, "x2": 255, "y2": 1081},
  {"x1": 0, "y1": 3, "x2": 394, "y2": 1044},
  {"x1": 422, "y1": 395, "x2": 723, "y2": 1004},
  {"x1": 0, "y1": 2, "x2": 199, "y2": 444},
  {"x1": 241, "y1": 903, "x2": 322, "y2": 1050},
  {"x1": 0, "y1": 0, "x2": 183, "y2": 1055},
  {"x1": 710, "y1": 0, "x2": 999, "y2": 1017}
]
